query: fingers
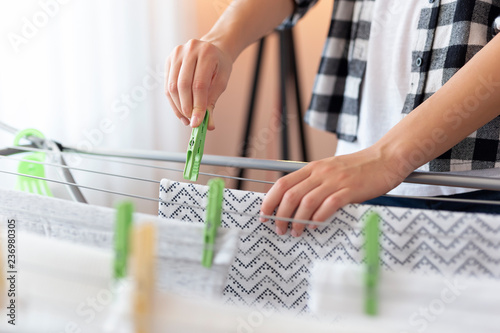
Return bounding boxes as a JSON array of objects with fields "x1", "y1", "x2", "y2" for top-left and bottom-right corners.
[
  {"x1": 289, "y1": 185, "x2": 332, "y2": 237},
  {"x1": 312, "y1": 188, "x2": 351, "y2": 223},
  {"x1": 165, "y1": 39, "x2": 232, "y2": 129},
  {"x1": 177, "y1": 56, "x2": 197, "y2": 121},
  {"x1": 207, "y1": 108, "x2": 216, "y2": 131},
  {"x1": 270, "y1": 185, "x2": 349, "y2": 238},
  {"x1": 260, "y1": 167, "x2": 312, "y2": 223},
  {"x1": 165, "y1": 58, "x2": 190, "y2": 126},
  {"x1": 204, "y1": 77, "x2": 227, "y2": 130},
  {"x1": 205, "y1": 72, "x2": 227, "y2": 131},
  {"x1": 259, "y1": 150, "x2": 396, "y2": 237},
  {"x1": 190, "y1": 59, "x2": 216, "y2": 128},
  {"x1": 260, "y1": 160, "x2": 352, "y2": 238},
  {"x1": 273, "y1": 178, "x2": 321, "y2": 236},
  {"x1": 166, "y1": 53, "x2": 184, "y2": 119}
]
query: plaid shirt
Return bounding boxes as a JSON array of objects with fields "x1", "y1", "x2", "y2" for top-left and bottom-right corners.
[{"x1": 284, "y1": 0, "x2": 500, "y2": 172}]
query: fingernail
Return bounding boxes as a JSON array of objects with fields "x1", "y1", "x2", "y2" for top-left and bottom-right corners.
[
  {"x1": 308, "y1": 224, "x2": 317, "y2": 230},
  {"x1": 259, "y1": 211, "x2": 266, "y2": 222},
  {"x1": 181, "y1": 117, "x2": 189, "y2": 126},
  {"x1": 276, "y1": 226, "x2": 286, "y2": 236},
  {"x1": 291, "y1": 229, "x2": 301, "y2": 238},
  {"x1": 190, "y1": 116, "x2": 199, "y2": 127}
]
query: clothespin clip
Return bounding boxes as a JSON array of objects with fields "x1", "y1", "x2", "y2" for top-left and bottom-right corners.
[
  {"x1": 202, "y1": 178, "x2": 224, "y2": 268},
  {"x1": 13, "y1": 129, "x2": 52, "y2": 197},
  {"x1": 103, "y1": 202, "x2": 135, "y2": 333},
  {"x1": 183, "y1": 112, "x2": 209, "y2": 181},
  {"x1": 113, "y1": 201, "x2": 134, "y2": 280},
  {"x1": 364, "y1": 211, "x2": 380, "y2": 316},
  {"x1": 131, "y1": 221, "x2": 156, "y2": 333}
]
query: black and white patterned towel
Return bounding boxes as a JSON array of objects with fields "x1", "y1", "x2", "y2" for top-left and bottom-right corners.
[{"x1": 159, "y1": 179, "x2": 500, "y2": 314}]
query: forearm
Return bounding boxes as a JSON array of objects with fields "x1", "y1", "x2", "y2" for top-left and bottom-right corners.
[
  {"x1": 201, "y1": 0, "x2": 294, "y2": 62},
  {"x1": 377, "y1": 34, "x2": 500, "y2": 179}
]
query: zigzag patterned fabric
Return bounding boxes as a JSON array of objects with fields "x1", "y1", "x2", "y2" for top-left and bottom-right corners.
[{"x1": 159, "y1": 179, "x2": 500, "y2": 314}]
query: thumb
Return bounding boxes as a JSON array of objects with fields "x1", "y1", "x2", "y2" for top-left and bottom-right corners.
[
  {"x1": 204, "y1": 81, "x2": 226, "y2": 130},
  {"x1": 190, "y1": 107, "x2": 207, "y2": 128},
  {"x1": 207, "y1": 106, "x2": 216, "y2": 131}
]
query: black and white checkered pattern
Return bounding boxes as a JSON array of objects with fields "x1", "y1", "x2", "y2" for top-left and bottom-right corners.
[{"x1": 286, "y1": 0, "x2": 500, "y2": 172}]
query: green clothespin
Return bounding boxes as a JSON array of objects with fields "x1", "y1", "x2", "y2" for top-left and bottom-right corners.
[
  {"x1": 13, "y1": 129, "x2": 53, "y2": 197},
  {"x1": 114, "y1": 201, "x2": 134, "y2": 280},
  {"x1": 202, "y1": 178, "x2": 224, "y2": 268},
  {"x1": 183, "y1": 112, "x2": 209, "y2": 182},
  {"x1": 364, "y1": 211, "x2": 380, "y2": 316}
]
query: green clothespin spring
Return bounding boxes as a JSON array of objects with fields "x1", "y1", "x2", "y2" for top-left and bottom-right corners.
[
  {"x1": 13, "y1": 128, "x2": 53, "y2": 197},
  {"x1": 183, "y1": 112, "x2": 209, "y2": 182},
  {"x1": 114, "y1": 201, "x2": 134, "y2": 280},
  {"x1": 202, "y1": 178, "x2": 224, "y2": 268},
  {"x1": 364, "y1": 211, "x2": 380, "y2": 316}
]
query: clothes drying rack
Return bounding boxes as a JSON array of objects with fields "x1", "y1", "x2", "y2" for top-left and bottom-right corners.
[
  {"x1": 1, "y1": 121, "x2": 500, "y2": 216},
  {"x1": 1, "y1": 122, "x2": 500, "y2": 333}
]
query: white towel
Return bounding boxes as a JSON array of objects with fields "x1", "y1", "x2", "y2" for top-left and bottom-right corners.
[
  {"x1": 310, "y1": 262, "x2": 500, "y2": 333},
  {"x1": 0, "y1": 188, "x2": 241, "y2": 332}
]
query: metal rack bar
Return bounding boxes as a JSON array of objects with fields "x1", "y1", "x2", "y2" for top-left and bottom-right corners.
[
  {"x1": 0, "y1": 122, "x2": 87, "y2": 203},
  {"x1": 63, "y1": 146, "x2": 500, "y2": 191}
]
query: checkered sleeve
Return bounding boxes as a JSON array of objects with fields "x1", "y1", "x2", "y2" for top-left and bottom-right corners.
[
  {"x1": 402, "y1": 0, "x2": 500, "y2": 172},
  {"x1": 304, "y1": 0, "x2": 373, "y2": 142},
  {"x1": 278, "y1": 0, "x2": 319, "y2": 29}
]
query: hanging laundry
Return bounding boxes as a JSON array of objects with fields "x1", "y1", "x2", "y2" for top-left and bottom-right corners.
[
  {"x1": 159, "y1": 179, "x2": 500, "y2": 314},
  {"x1": 309, "y1": 262, "x2": 500, "y2": 333},
  {"x1": 0, "y1": 187, "x2": 240, "y2": 302}
]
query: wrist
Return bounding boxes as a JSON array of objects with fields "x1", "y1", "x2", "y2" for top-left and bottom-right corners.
[
  {"x1": 370, "y1": 139, "x2": 416, "y2": 188},
  {"x1": 201, "y1": 32, "x2": 241, "y2": 63}
]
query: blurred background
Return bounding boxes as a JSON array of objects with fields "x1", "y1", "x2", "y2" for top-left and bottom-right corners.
[{"x1": 0, "y1": 0, "x2": 336, "y2": 214}]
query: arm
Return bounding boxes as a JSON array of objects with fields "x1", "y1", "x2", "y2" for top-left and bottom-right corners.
[
  {"x1": 260, "y1": 33, "x2": 500, "y2": 237},
  {"x1": 165, "y1": 0, "x2": 294, "y2": 129}
]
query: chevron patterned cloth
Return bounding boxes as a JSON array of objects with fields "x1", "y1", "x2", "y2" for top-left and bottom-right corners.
[{"x1": 159, "y1": 179, "x2": 500, "y2": 314}]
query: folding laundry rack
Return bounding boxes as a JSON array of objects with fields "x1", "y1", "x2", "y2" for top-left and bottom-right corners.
[
  {"x1": 1, "y1": 123, "x2": 500, "y2": 333},
  {"x1": 2, "y1": 120, "x2": 500, "y2": 207}
]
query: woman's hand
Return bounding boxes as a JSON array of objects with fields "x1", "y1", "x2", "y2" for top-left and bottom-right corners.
[
  {"x1": 164, "y1": 0, "x2": 295, "y2": 129},
  {"x1": 260, "y1": 146, "x2": 407, "y2": 237},
  {"x1": 165, "y1": 39, "x2": 233, "y2": 130},
  {"x1": 164, "y1": 0, "x2": 296, "y2": 129}
]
